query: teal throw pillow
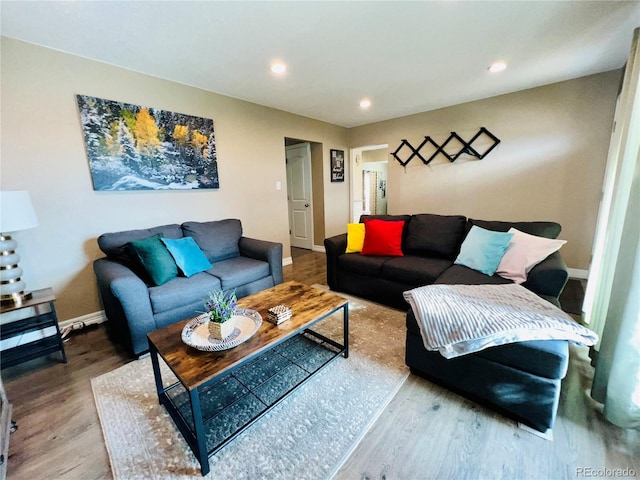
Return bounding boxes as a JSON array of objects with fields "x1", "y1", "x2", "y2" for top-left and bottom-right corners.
[
  {"x1": 161, "y1": 237, "x2": 212, "y2": 277},
  {"x1": 454, "y1": 226, "x2": 514, "y2": 276},
  {"x1": 125, "y1": 234, "x2": 178, "y2": 286}
]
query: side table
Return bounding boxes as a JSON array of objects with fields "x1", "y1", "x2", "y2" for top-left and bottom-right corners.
[{"x1": 0, "y1": 288, "x2": 67, "y2": 369}]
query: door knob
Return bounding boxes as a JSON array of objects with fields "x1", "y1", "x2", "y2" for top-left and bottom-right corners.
[{"x1": 305, "y1": 203, "x2": 309, "y2": 207}]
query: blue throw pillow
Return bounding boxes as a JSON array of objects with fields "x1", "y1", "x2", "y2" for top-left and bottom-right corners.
[
  {"x1": 454, "y1": 226, "x2": 514, "y2": 276},
  {"x1": 161, "y1": 237, "x2": 212, "y2": 277}
]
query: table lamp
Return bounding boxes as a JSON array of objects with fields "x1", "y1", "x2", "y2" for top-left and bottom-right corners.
[{"x1": 0, "y1": 190, "x2": 39, "y2": 306}]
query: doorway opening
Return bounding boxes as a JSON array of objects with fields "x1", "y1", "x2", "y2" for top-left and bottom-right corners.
[
  {"x1": 284, "y1": 138, "x2": 325, "y2": 252},
  {"x1": 350, "y1": 144, "x2": 388, "y2": 222}
]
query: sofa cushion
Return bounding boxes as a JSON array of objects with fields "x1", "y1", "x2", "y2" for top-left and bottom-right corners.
[
  {"x1": 405, "y1": 309, "x2": 569, "y2": 379},
  {"x1": 98, "y1": 224, "x2": 183, "y2": 262},
  {"x1": 454, "y1": 226, "x2": 514, "y2": 276},
  {"x1": 405, "y1": 214, "x2": 467, "y2": 259},
  {"x1": 381, "y1": 256, "x2": 452, "y2": 285},
  {"x1": 360, "y1": 214, "x2": 411, "y2": 241},
  {"x1": 360, "y1": 214, "x2": 411, "y2": 223},
  {"x1": 124, "y1": 233, "x2": 178, "y2": 286},
  {"x1": 338, "y1": 253, "x2": 389, "y2": 276},
  {"x1": 161, "y1": 237, "x2": 212, "y2": 277},
  {"x1": 361, "y1": 219, "x2": 405, "y2": 256},
  {"x1": 182, "y1": 219, "x2": 242, "y2": 263},
  {"x1": 148, "y1": 271, "x2": 221, "y2": 314},
  {"x1": 523, "y1": 251, "x2": 569, "y2": 299},
  {"x1": 207, "y1": 256, "x2": 270, "y2": 289},
  {"x1": 468, "y1": 219, "x2": 561, "y2": 239},
  {"x1": 435, "y1": 264, "x2": 513, "y2": 286}
]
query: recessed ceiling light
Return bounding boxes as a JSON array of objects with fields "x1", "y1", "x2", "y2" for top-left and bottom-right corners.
[
  {"x1": 488, "y1": 62, "x2": 507, "y2": 73},
  {"x1": 359, "y1": 99, "x2": 372, "y2": 109},
  {"x1": 270, "y1": 62, "x2": 287, "y2": 74}
]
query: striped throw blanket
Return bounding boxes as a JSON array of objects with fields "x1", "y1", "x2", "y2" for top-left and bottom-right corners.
[{"x1": 403, "y1": 283, "x2": 598, "y2": 359}]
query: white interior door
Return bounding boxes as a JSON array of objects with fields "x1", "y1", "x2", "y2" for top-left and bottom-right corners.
[{"x1": 286, "y1": 143, "x2": 313, "y2": 249}]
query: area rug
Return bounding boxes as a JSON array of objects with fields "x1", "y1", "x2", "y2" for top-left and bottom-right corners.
[{"x1": 91, "y1": 290, "x2": 409, "y2": 479}]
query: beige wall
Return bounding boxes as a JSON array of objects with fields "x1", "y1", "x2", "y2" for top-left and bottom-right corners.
[
  {"x1": 1, "y1": 38, "x2": 349, "y2": 320},
  {"x1": 310, "y1": 143, "x2": 326, "y2": 246},
  {"x1": 348, "y1": 71, "x2": 620, "y2": 270},
  {"x1": 362, "y1": 149, "x2": 387, "y2": 163},
  {"x1": 0, "y1": 36, "x2": 620, "y2": 322}
]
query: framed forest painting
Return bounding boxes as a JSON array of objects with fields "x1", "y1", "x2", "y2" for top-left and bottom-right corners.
[{"x1": 76, "y1": 95, "x2": 219, "y2": 191}]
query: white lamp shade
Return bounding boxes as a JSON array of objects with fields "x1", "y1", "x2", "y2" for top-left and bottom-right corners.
[{"x1": 0, "y1": 190, "x2": 39, "y2": 233}]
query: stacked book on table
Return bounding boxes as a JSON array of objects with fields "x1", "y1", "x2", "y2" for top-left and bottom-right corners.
[{"x1": 267, "y1": 305, "x2": 292, "y2": 325}]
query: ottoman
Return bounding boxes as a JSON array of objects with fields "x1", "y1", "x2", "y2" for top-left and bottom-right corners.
[{"x1": 405, "y1": 308, "x2": 569, "y2": 433}]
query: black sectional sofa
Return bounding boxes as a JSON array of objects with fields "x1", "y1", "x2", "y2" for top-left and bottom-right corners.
[{"x1": 324, "y1": 213, "x2": 570, "y2": 432}]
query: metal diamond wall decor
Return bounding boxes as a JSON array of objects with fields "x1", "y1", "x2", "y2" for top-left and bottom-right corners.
[{"x1": 391, "y1": 127, "x2": 500, "y2": 168}]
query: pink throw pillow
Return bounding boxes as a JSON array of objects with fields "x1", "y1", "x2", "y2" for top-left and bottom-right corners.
[{"x1": 497, "y1": 228, "x2": 566, "y2": 284}]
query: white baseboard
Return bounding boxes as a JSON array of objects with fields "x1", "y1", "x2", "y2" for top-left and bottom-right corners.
[
  {"x1": 59, "y1": 310, "x2": 107, "y2": 330},
  {"x1": 567, "y1": 268, "x2": 588, "y2": 280},
  {"x1": 312, "y1": 245, "x2": 326, "y2": 253},
  {"x1": 282, "y1": 256, "x2": 293, "y2": 266}
]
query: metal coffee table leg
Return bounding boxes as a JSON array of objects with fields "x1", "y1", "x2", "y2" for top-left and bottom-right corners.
[{"x1": 190, "y1": 388, "x2": 209, "y2": 476}]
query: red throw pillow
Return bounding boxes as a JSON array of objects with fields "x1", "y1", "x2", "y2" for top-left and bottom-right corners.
[{"x1": 361, "y1": 219, "x2": 405, "y2": 256}]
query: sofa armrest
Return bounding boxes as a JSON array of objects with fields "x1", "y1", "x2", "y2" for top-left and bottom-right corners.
[
  {"x1": 239, "y1": 237, "x2": 283, "y2": 285},
  {"x1": 93, "y1": 258, "x2": 156, "y2": 355},
  {"x1": 324, "y1": 233, "x2": 347, "y2": 290},
  {"x1": 523, "y1": 251, "x2": 569, "y2": 301}
]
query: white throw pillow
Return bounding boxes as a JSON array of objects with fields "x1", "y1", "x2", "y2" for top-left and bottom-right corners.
[{"x1": 496, "y1": 228, "x2": 566, "y2": 284}]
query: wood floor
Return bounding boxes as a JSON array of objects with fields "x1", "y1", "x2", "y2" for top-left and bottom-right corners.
[{"x1": 2, "y1": 248, "x2": 639, "y2": 479}]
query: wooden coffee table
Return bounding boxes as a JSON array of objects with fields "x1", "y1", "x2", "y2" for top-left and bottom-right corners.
[{"x1": 147, "y1": 281, "x2": 349, "y2": 475}]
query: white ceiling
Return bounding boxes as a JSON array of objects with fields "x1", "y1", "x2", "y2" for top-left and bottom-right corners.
[{"x1": 1, "y1": 1, "x2": 639, "y2": 127}]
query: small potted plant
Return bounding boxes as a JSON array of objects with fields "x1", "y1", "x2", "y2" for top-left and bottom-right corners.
[{"x1": 204, "y1": 289, "x2": 237, "y2": 339}]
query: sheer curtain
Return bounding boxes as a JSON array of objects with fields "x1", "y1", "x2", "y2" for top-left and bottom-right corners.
[
  {"x1": 583, "y1": 28, "x2": 640, "y2": 428},
  {"x1": 363, "y1": 171, "x2": 378, "y2": 215}
]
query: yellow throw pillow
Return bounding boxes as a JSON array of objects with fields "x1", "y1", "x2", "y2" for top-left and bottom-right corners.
[{"x1": 346, "y1": 223, "x2": 366, "y2": 253}]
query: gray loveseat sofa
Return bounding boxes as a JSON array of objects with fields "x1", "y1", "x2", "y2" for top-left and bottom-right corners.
[
  {"x1": 325, "y1": 213, "x2": 570, "y2": 432},
  {"x1": 94, "y1": 219, "x2": 283, "y2": 355}
]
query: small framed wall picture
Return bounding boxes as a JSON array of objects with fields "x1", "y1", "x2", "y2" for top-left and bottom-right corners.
[{"x1": 330, "y1": 149, "x2": 345, "y2": 182}]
